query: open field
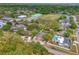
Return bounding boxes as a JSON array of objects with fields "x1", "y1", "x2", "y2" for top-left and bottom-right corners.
[{"x1": 39, "y1": 14, "x2": 61, "y2": 21}]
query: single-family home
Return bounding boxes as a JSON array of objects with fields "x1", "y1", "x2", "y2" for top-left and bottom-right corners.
[
  {"x1": 15, "y1": 15, "x2": 27, "y2": 22},
  {"x1": 60, "y1": 20, "x2": 71, "y2": 30},
  {"x1": 15, "y1": 19, "x2": 22, "y2": 22},
  {"x1": 33, "y1": 32, "x2": 45, "y2": 42},
  {"x1": 11, "y1": 24, "x2": 27, "y2": 32},
  {"x1": 62, "y1": 37, "x2": 72, "y2": 47},
  {"x1": 0, "y1": 20, "x2": 6, "y2": 28},
  {"x1": 18, "y1": 15, "x2": 27, "y2": 19},
  {"x1": 21, "y1": 36, "x2": 32, "y2": 42},
  {"x1": 2, "y1": 16, "x2": 12, "y2": 21},
  {"x1": 16, "y1": 24, "x2": 27, "y2": 31},
  {"x1": 52, "y1": 35, "x2": 72, "y2": 47},
  {"x1": 10, "y1": 26, "x2": 18, "y2": 32},
  {"x1": 53, "y1": 35, "x2": 65, "y2": 45}
]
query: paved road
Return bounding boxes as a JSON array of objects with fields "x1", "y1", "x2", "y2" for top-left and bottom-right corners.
[
  {"x1": 65, "y1": 15, "x2": 70, "y2": 20},
  {"x1": 73, "y1": 16, "x2": 79, "y2": 43},
  {"x1": 39, "y1": 41, "x2": 69, "y2": 55},
  {"x1": 72, "y1": 16, "x2": 78, "y2": 26},
  {"x1": 44, "y1": 46, "x2": 69, "y2": 55}
]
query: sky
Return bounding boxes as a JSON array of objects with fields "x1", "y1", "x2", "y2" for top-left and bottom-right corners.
[{"x1": 0, "y1": 0, "x2": 79, "y2": 3}]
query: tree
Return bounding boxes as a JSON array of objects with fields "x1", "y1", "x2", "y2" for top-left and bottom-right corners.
[
  {"x1": 2, "y1": 22, "x2": 12, "y2": 31},
  {"x1": 31, "y1": 29, "x2": 38, "y2": 37},
  {"x1": 39, "y1": 24, "x2": 46, "y2": 31},
  {"x1": 64, "y1": 28, "x2": 74, "y2": 37},
  {"x1": 0, "y1": 15, "x2": 3, "y2": 19},
  {"x1": 70, "y1": 17, "x2": 77, "y2": 29},
  {"x1": 0, "y1": 30, "x2": 3, "y2": 37},
  {"x1": 32, "y1": 42, "x2": 50, "y2": 54},
  {"x1": 43, "y1": 33, "x2": 52, "y2": 42},
  {"x1": 22, "y1": 20, "x2": 28, "y2": 26},
  {"x1": 66, "y1": 28, "x2": 73, "y2": 34},
  {"x1": 64, "y1": 31, "x2": 70, "y2": 37},
  {"x1": 70, "y1": 44, "x2": 79, "y2": 53},
  {"x1": 27, "y1": 23, "x2": 39, "y2": 31},
  {"x1": 70, "y1": 23, "x2": 77, "y2": 29},
  {"x1": 50, "y1": 20, "x2": 60, "y2": 31},
  {"x1": 59, "y1": 15, "x2": 66, "y2": 20},
  {"x1": 0, "y1": 32, "x2": 50, "y2": 55},
  {"x1": 17, "y1": 28, "x2": 25, "y2": 35}
]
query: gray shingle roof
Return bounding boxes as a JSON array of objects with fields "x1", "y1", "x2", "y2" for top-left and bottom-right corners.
[{"x1": 63, "y1": 38, "x2": 72, "y2": 47}]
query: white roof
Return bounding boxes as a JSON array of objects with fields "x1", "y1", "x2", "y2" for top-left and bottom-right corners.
[
  {"x1": 59, "y1": 37, "x2": 64, "y2": 44},
  {"x1": 18, "y1": 15, "x2": 27, "y2": 18}
]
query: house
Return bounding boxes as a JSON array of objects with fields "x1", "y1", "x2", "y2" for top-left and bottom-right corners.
[
  {"x1": 15, "y1": 19, "x2": 22, "y2": 22},
  {"x1": 10, "y1": 26, "x2": 18, "y2": 32},
  {"x1": 60, "y1": 20, "x2": 71, "y2": 30},
  {"x1": 9, "y1": 19, "x2": 14, "y2": 22},
  {"x1": 53, "y1": 35, "x2": 64, "y2": 43},
  {"x1": 21, "y1": 36, "x2": 32, "y2": 42},
  {"x1": 27, "y1": 36, "x2": 32, "y2": 42},
  {"x1": 62, "y1": 37, "x2": 72, "y2": 47},
  {"x1": 15, "y1": 15, "x2": 27, "y2": 22},
  {"x1": 11, "y1": 24, "x2": 27, "y2": 32},
  {"x1": 2, "y1": 16, "x2": 12, "y2": 21},
  {"x1": 52, "y1": 35, "x2": 72, "y2": 47},
  {"x1": 33, "y1": 32, "x2": 45, "y2": 42},
  {"x1": 18, "y1": 15, "x2": 27, "y2": 19},
  {"x1": 0, "y1": 20, "x2": 6, "y2": 28},
  {"x1": 2, "y1": 16, "x2": 14, "y2": 24},
  {"x1": 16, "y1": 24, "x2": 27, "y2": 31}
]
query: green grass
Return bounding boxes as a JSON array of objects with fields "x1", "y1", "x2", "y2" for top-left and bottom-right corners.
[{"x1": 39, "y1": 14, "x2": 61, "y2": 21}]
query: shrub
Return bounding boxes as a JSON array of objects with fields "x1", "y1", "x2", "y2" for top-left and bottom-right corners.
[{"x1": 2, "y1": 22, "x2": 12, "y2": 31}]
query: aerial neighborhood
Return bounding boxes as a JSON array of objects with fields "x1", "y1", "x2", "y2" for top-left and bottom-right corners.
[{"x1": 0, "y1": 4, "x2": 79, "y2": 55}]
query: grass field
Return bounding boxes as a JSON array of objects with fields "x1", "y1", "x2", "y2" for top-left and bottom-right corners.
[{"x1": 39, "y1": 14, "x2": 61, "y2": 21}]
